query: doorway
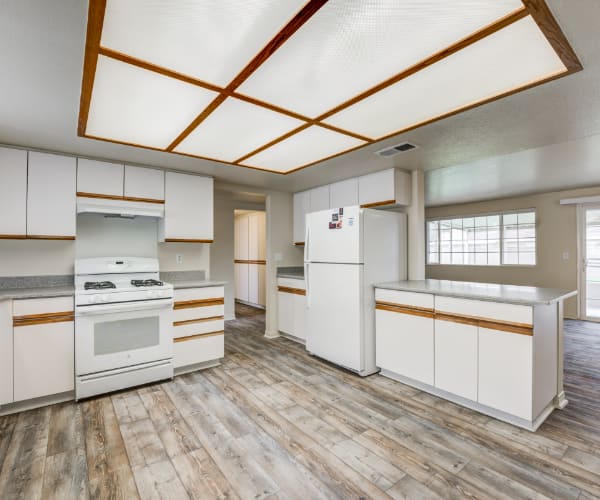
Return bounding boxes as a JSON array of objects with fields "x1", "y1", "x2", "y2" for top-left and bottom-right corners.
[
  {"x1": 581, "y1": 205, "x2": 600, "y2": 320},
  {"x1": 234, "y1": 210, "x2": 266, "y2": 309}
]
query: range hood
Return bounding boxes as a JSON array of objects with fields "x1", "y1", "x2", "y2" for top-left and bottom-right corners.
[{"x1": 76, "y1": 196, "x2": 164, "y2": 218}]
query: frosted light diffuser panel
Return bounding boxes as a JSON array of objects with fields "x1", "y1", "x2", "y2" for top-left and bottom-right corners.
[
  {"x1": 80, "y1": 0, "x2": 580, "y2": 173},
  {"x1": 242, "y1": 126, "x2": 366, "y2": 172},
  {"x1": 324, "y1": 16, "x2": 567, "y2": 139},
  {"x1": 175, "y1": 97, "x2": 304, "y2": 162},
  {"x1": 101, "y1": 0, "x2": 309, "y2": 86},
  {"x1": 237, "y1": 0, "x2": 524, "y2": 117},
  {"x1": 86, "y1": 56, "x2": 218, "y2": 149}
]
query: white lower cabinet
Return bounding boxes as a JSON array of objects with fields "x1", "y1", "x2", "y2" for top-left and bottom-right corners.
[
  {"x1": 376, "y1": 309, "x2": 434, "y2": 385},
  {"x1": 13, "y1": 297, "x2": 75, "y2": 402},
  {"x1": 292, "y1": 293, "x2": 306, "y2": 341},
  {"x1": 277, "y1": 278, "x2": 306, "y2": 341},
  {"x1": 277, "y1": 290, "x2": 294, "y2": 335},
  {"x1": 434, "y1": 319, "x2": 478, "y2": 401},
  {"x1": 0, "y1": 301, "x2": 13, "y2": 405},
  {"x1": 235, "y1": 263, "x2": 249, "y2": 302},
  {"x1": 478, "y1": 327, "x2": 533, "y2": 420}
]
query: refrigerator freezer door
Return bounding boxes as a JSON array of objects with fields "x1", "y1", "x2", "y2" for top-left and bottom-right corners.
[
  {"x1": 306, "y1": 263, "x2": 362, "y2": 372},
  {"x1": 305, "y1": 206, "x2": 361, "y2": 264}
]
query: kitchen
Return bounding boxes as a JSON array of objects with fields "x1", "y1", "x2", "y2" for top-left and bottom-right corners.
[{"x1": 1, "y1": 0, "x2": 600, "y2": 499}]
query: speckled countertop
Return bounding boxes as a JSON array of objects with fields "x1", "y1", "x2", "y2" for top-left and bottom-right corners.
[
  {"x1": 276, "y1": 266, "x2": 304, "y2": 280},
  {"x1": 0, "y1": 275, "x2": 75, "y2": 300},
  {"x1": 375, "y1": 279, "x2": 577, "y2": 306},
  {"x1": 170, "y1": 280, "x2": 227, "y2": 289}
]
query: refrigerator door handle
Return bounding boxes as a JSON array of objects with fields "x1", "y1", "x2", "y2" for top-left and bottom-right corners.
[
  {"x1": 304, "y1": 262, "x2": 310, "y2": 308},
  {"x1": 304, "y1": 219, "x2": 310, "y2": 263}
]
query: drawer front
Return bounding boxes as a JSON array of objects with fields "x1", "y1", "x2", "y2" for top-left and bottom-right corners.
[
  {"x1": 434, "y1": 296, "x2": 532, "y2": 326},
  {"x1": 13, "y1": 296, "x2": 74, "y2": 317},
  {"x1": 173, "y1": 304, "x2": 224, "y2": 323},
  {"x1": 277, "y1": 278, "x2": 305, "y2": 290},
  {"x1": 173, "y1": 333, "x2": 224, "y2": 368},
  {"x1": 375, "y1": 289, "x2": 434, "y2": 310},
  {"x1": 173, "y1": 318, "x2": 224, "y2": 340},
  {"x1": 174, "y1": 286, "x2": 224, "y2": 303}
]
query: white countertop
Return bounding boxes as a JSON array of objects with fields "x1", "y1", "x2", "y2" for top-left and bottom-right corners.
[
  {"x1": 374, "y1": 279, "x2": 577, "y2": 306},
  {"x1": 170, "y1": 280, "x2": 227, "y2": 290}
]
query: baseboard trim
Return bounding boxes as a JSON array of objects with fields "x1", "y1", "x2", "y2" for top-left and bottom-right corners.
[
  {"x1": 264, "y1": 329, "x2": 280, "y2": 339},
  {"x1": 0, "y1": 391, "x2": 74, "y2": 416}
]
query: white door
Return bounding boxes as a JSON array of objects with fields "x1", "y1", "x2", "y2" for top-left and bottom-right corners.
[
  {"x1": 582, "y1": 206, "x2": 600, "y2": 319},
  {"x1": 0, "y1": 147, "x2": 27, "y2": 237},
  {"x1": 293, "y1": 293, "x2": 306, "y2": 341},
  {"x1": 258, "y1": 264, "x2": 266, "y2": 306},
  {"x1": 248, "y1": 264, "x2": 259, "y2": 304},
  {"x1": 293, "y1": 191, "x2": 310, "y2": 244},
  {"x1": 77, "y1": 158, "x2": 124, "y2": 197},
  {"x1": 330, "y1": 178, "x2": 358, "y2": 208},
  {"x1": 305, "y1": 206, "x2": 361, "y2": 264},
  {"x1": 306, "y1": 263, "x2": 362, "y2": 371},
  {"x1": 235, "y1": 263, "x2": 249, "y2": 302},
  {"x1": 358, "y1": 169, "x2": 395, "y2": 207},
  {"x1": 0, "y1": 301, "x2": 13, "y2": 404},
  {"x1": 236, "y1": 215, "x2": 249, "y2": 260},
  {"x1": 309, "y1": 185, "x2": 330, "y2": 212},
  {"x1": 124, "y1": 165, "x2": 165, "y2": 201},
  {"x1": 278, "y1": 291, "x2": 294, "y2": 335},
  {"x1": 27, "y1": 152, "x2": 77, "y2": 238}
]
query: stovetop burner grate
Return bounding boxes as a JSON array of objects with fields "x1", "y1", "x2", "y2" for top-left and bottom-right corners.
[
  {"x1": 84, "y1": 281, "x2": 116, "y2": 290},
  {"x1": 131, "y1": 279, "x2": 164, "y2": 287}
]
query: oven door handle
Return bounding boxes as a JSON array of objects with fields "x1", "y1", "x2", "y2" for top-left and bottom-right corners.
[{"x1": 75, "y1": 298, "x2": 174, "y2": 316}]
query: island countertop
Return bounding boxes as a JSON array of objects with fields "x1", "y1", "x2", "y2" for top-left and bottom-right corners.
[{"x1": 374, "y1": 279, "x2": 576, "y2": 306}]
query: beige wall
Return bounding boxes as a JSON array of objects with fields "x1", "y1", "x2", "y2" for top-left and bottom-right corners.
[{"x1": 426, "y1": 185, "x2": 600, "y2": 318}]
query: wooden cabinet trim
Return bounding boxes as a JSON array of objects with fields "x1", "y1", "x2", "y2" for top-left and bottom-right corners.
[
  {"x1": 173, "y1": 315, "x2": 224, "y2": 327},
  {"x1": 26, "y1": 235, "x2": 76, "y2": 240},
  {"x1": 375, "y1": 301, "x2": 434, "y2": 319},
  {"x1": 77, "y1": 191, "x2": 164, "y2": 204},
  {"x1": 435, "y1": 310, "x2": 533, "y2": 335},
  {"x1": 13, "y1": 311, "x2": 75, "y2": 327},
  {"x1": 174, "y1": 298, "x2": 224, "y2": 309},
  {"x1": 294, "y1": 242, "x2": 305, "y2": 246},
  {"x1": 234, "y1": 259, "x2": 267, "y2": 265},
  {"x1": 173, "y1": 330, "x2": 224, "y2": 343},
  {"x1": 478, "y1": 319, "x2": 533, "y2": 336},
  {"x1": 277, "y1": 286, "x2": 306, "y2": 296},
  {"x1": 164, "y1": 238, "x2": 214, "y2": 243},
  {"x1": 360, "y1": 199, "x2": 396, "y2": 209},
  {"x1": 434, "y1": 312, "x2": 479, "y2": 327}
]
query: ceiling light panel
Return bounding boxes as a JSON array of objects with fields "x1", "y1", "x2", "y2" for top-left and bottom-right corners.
[
  {"x1": 86, "y1": 55, "x2": 218, "y2": 149},
  {"x1": 324, "y1": 16, "x2": 567, "y2": 139},
  {"x1": 100, "y1": 0, "x2": 309, "y2": 86},
  {"x1": 174, "y1": 97, "x2": 304, "y2": 162},
  {"x1": 242, "y1": 126, "x2": 366, "y2": 172},
  {"x1": 237, "y1": 0, "x2": 524, "y2": 118}
]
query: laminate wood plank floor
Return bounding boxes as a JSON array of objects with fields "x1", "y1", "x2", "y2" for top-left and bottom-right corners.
[{"x1": 1, "y1": 305, "x2": 600, "y2": 499}]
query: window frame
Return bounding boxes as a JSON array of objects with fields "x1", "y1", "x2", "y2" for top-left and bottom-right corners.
[{"x1": 426, "y1": 208, "x2": 537, "y2": 267}]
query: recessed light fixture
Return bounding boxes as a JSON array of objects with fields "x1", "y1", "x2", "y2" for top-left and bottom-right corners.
[{"x1": 79, "y1": 0, "x2": 581, "y2": 175}]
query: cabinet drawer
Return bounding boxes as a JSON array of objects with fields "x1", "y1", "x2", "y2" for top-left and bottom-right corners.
[
  {"x1": 13, "y1": 296, "x2": 74, "y2": 317},
  {"x1": 375, "y1": 289, "x2": 433, "y2": 310},
  {"x1": 173, "y1": 304, "x2": 224, "y2": 323},
  {"x1": 434, "y1": 296, "x2": 532, "y2": 326},
  {"x1": 173, "y1": 332, "x2": 224, "y2": 368},
  {"x1": 173, "y1": 287, "x2": 224, "y2": 304},
  {"x1": 173, "y1": 318, "x2": 224, "y2": 340},
  {"x1": 277, "y1": 278, "x2": 305, "y2": 290}
]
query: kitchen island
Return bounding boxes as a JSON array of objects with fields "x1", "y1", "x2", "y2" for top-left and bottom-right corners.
[{"x1": 374, "y1": 279, "x2": 576, "y2": 431}]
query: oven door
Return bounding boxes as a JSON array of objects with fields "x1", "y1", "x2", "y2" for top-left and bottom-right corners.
[{"x1": 75, "y1": 299, "x2": 173, "y2": 376}]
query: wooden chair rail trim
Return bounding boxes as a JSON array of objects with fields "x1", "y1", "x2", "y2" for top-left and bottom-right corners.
[
  {"x1": 77, "y1": 192, "x2": 165, "y2": 204},
  {"x1": 360, "y1": 199, "x2": 396, "y2": 209},
  {"x1": 234, "y1": 259, "x2": 267, "y2": 265},
  {"x1": 173, "y1": 330, "x2": 224, "y2": 343},
  {"x1": 375, "y1": 302, "x2": 434, "y2": 319},
  {"x1": 277, "y1": 286, "x2": 306, "y2": 296},
  {"x1": 14, "y1": 312, "x2": 75, "y2": 327},
  {"x1": 173, "y1": 298, "x2": 225, "y2": 309},
  {"x1": 173, "y1": 315, "x2": 224, "y2": 327},
  {"x1": 164, "y1": 239, "x2": 214, "y2": 243}
]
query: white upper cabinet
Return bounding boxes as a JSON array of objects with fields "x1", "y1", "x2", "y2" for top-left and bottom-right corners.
[
  {"x1": 124, "y1": 165, "x2": 164, "y2": 201},
  {"x1": 293, "y1": 190, "x2": 310, "y2": 244},
  {"x1": 248, "y1": 212, "x2": 266, "y2": 260},
  {"x1": 77, "y1": 158, "x2": 124, "y2": 197},
  {"x1": 27, "y1": 152, "x2": 76, "y2": 238},
  {"x1": 0, "y1": 147, "x2": 27, "y2": 237},
  {"x1": 358, "y1": 168, "x2": 411, "y2": 207},
  {"x1": 309, "y1": 185, "x2": 330, "y2": 213},
  {"x1": 235, "y1": 215, "x2": 249, "y2": 260},
  {"x1": 161, "y1": 172, "x2": 213, "y2": 242},
  {"x1": 329, "y1": 178, "x2": 359, "y2": 208}
]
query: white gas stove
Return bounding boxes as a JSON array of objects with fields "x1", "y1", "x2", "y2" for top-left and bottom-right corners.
[{"x1": 74, "y1": 257, "x2": 174, "y2": 400}]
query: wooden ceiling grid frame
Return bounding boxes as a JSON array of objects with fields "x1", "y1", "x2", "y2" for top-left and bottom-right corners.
[{"x1": 78, "y1": 0, "x2": 582, "y2": 175}]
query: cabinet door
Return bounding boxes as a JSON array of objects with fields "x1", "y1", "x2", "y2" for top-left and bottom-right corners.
[
  {"x1": 235, "y1": 215, "x2": 249, "y2": 260},
  {"x1": 293, "y1": 191, "x2": 309, "y2": 244},
  {"x1": 330, "y1": 178, "x2": 358, "y2": 208},
  {"x1": 124, "y1": 165, "x2": 164, "y2": 201},
  {"x1": 27, "y1": 152, "x2": 77, "y2": 238},
  {"x1": 478, "y1": 327, "x2": 533, "y2": 419},
  {"x1": 358, "y1": 169, "x2": 395, "y2": 207},
  {"x1": 376, "y1": 309, "x2": 434, "y2": 385},
  {"x1": 0, "y1": 147, "x2": 27, "y2": 237},
  {"x1": 293, "y1": 293, "x2": 306, "y2": 341},
  {"x1": 248, "y1": 264, "x2": 259, "y2": 304},
  {"x1": 258, "y1": 264, "x2": 267, "y2": 306},
  {"x1": 14, "y1": 320, "x2": 74, "y2": 401},
  {"x1": 163, "y1": 172, "x2": 214, "y2": 241},
  {"x1": 278, "y1": 291, "x2": 294, "y2": 335},
  {"x1": 434, "y1": 319, "x2": 478, "y2": 401},
  {"x1": 77, "y1": 158, "x2": 124, "y2": 197},
  {"x1": 252, "y1": 212, "x2": 266, "y2": 261},
  {"x1": 235, "y1": 263, "x2": 249, "y2": 302},
  {"x1": 309, "y1": 185, "x2": 330, "y2": 213},
  {"x1": 248, "y1": 213, "x2": 259, "y2": 261},
  {"x1": 0, "y1": 301, "x2": 13, "y2": 405}
]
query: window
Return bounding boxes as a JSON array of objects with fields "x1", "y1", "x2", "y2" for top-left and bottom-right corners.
[{"x1": 427, "y1": 210, "x2": 536, "y2": 266}]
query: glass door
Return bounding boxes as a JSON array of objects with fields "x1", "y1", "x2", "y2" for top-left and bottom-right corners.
[{"x1": 583, "y1": 207, "x2": 600, "y2": 319}]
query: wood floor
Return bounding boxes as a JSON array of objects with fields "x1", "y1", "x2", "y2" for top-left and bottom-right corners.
[{"x1": 1, "y1": 305, "x2": 600, "y2": 499}]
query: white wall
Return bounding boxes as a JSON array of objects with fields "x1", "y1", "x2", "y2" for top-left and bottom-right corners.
[{"x1": 0, "y1": 240, "x2": 75, "y2": 276}]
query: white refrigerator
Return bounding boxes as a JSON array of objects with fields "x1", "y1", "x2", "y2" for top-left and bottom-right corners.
[{"x1": 304, "y1": 205, "x2": 406, "y2": 376}]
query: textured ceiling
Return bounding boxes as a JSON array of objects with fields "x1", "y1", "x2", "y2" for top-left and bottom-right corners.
[{"x1": 0, "y1": 0, "x2": 599, "y2": 205}]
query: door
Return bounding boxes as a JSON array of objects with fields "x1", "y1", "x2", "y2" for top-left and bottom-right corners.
[
  {"x1": 235, "y1": 263, "x2": 249, "y2": 302},
  {"x1": 124, "y1": 165, "x2": 165, "y2": 201},
  {"x1": 309, "y1": 186, "x2": 330, "y2": 213},
  {"x1": 330, "y1": 178, "x2": 358, "y2": 208},
  {"x1": 305, "y1": 205, "x2": 361, "y2": 264},
  {"x1": 248, "y1": 264, "x2": 259, "y2": 304},
  {"x1": 306, "y1": 263, "x2": 362, "y2": 371},
  {"x1": 582, "y1": 206, "x2": 600, "y2": 319},
  {"x1": 293, "y1": 191, "x2": 310, "y2": 244},
  {"x1": 0, "y1": 301, "x2": 13, "y2": 404},
  {"x1": 77, "y1": 158, "x2": 124, "y2": 197},
  {"x1": 0, "y1": 147, "x2": 27, "y2": 237}
]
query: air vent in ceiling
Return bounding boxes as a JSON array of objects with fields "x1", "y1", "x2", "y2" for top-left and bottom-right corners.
[{"x1": 375, "y1": 142, "x2": 418, "y2": 158}]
